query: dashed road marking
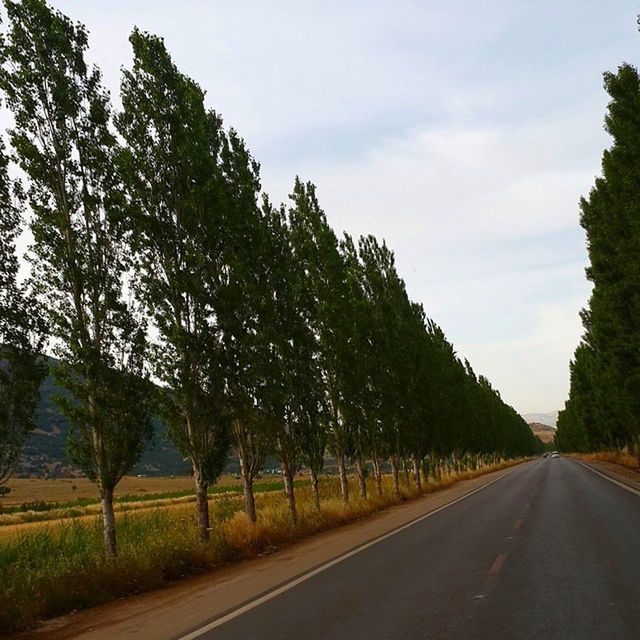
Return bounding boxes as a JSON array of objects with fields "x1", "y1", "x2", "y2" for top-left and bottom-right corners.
[{"x1": 488, "y1": 553, "x2": 508, "y2": 575}]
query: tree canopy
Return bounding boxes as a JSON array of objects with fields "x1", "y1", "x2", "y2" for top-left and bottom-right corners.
[{"x1": 557, "y1": 61, "x2": 640, "y2": 456}]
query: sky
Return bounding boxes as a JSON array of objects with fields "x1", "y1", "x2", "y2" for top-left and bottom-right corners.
[{"x1": 20, "y1": 1, "x2": 640, "y2": 414}]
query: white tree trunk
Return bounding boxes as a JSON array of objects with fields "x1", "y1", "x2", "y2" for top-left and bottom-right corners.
[
  {"x1": 100, "y1": 487, "x2": 117, "y2": 558},
  {"x1": 337, "y1": 454, "x2": 349, "y2": 504}
]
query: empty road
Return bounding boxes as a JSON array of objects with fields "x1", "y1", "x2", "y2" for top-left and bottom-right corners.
[{"x1": 182, "y1": 458, "x2": 640, "y2": 640}]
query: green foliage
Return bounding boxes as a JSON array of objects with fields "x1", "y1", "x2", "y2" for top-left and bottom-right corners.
[
  {"x1": 0, "y1": 136, "x2": 46, "y2": 485},
  {"x1": 0, "y1": 0, "x2": 153, "y2": 556},
  {"x1": 558, "y1": 57, "x2": 640, "y2": 454},
  {"x1": 117, "y1": 29, "x2": 232, "y2": 489},
  {"x1": 1, "y1": 0, "x2": 539, "y2": 556}
]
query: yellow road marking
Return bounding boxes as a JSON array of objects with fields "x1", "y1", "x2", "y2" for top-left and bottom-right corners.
[{"x1": 488, "y1": 553, "x2": 508, "y2": 575}]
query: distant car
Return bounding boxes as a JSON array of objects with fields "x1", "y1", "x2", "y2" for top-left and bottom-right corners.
[
  {"x1": 543, "y1": 453, "x2": 549, "y2": 458},
  {"x1": 551, "y1": 453, "x2": 560, "y2": 459}
]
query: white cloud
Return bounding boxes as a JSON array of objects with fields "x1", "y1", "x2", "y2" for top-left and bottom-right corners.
[
  {"x1": 259, "y1": 113, "x2": 597, "y2": 412},
  {"x1": 458, "y1": 302, "x2": 586, "y2": 414},
  {"x1": 10, "y1": 0, "x2": 637, "y2": 413}
]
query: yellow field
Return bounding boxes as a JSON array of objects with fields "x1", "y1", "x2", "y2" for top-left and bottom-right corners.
[
  {"x1": 1, "y1": 474, "x2": 245, "y2": 506},
  {"x1": 0, "y1": 490, "x2": 247, "y2": 542}
]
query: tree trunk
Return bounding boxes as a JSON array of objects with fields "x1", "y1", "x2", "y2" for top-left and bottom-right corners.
[
  {"x1": 282, "y1": 465, "x2": 297, "y2": 526},
  {"x1": 412, "y1": 454, "x2": 423, "y2": 492},
  {"x1": 371, "y1": 452, "x2": 383, "y2": 497},
  {"x1": 403, "y1": 460, "x2": 411, "y2": 487},
  {"x1": 239, "y1": 453, "x2": 257, "y2": 523},
  {"x1": 100, "y1": 486, "x2": 117, "y2": 558},
  {"x1": 243, "y1": 473, "x2": 256, "y2": 523},
  {"x1": 390, "y1": 456, "x2": 401, "y2": 499},
  {"x1": 337, "y1": 454, "x2": 349, "y2": 504},
  {"x1": 355, "y1": 456, "x2": 367, "y2": 499},
  {"x1": 195, "y1": 475, "x2": 210, "y2": 543},
  {"x1": 310, "y1": 469, "x2": 320, "y2": 511}
]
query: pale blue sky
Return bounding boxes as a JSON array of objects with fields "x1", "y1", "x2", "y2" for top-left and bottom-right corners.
[{"x1": 36, "y1": 2, "x2": 640, "y2": 412}]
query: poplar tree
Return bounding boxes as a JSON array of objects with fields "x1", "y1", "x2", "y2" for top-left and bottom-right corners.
[
  {"x1": 579, "y1": 63, "x2": 640, "y2": 456},
  {"x1": 338, "y1": 234, "x2": 372, "y2": 498},
  {"x1": 218, "y1": 131, "x2": 272, "y2": 523},
  {"x1": 559, "y1": 59, "x2": 640, "y2": 456},
  {"x1": 258, "y1": 198, "x2": 324, "y2": 525},
  {"x1": 0, "y1": 0, "x2": 153, "y2": 556},
  {"x1": 117, "y1": 30, "x2": 230, "y2": 542},
  {"x1": 0, "y1": 139, "x2": 45, "y2": 485},
  {"x1": 357, "y1": 235, "x2": 416, "y2": 495},
  {"x1": 287, "y1": 179, "x2": 350, "y2": 506}
]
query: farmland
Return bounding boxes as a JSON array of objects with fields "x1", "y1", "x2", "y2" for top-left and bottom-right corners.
[{"x1": 1, "y1": 474, "x2": 201, "y2": 507}]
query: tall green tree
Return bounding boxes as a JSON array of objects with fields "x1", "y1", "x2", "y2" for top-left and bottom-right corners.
[
  {"x1": 117, "y1": 29, "x2": 231, "y2": 542},
  {"x1": 0, "y1": 139, "x2": 45, "y2": 486},
  {"x1": 287, "y1": 179, "x2": 351, "y2": 505},
  {"x1": 217, "y1": 130, "x2": 272, "y2": 523},
  {"x1": 338, "y1": 234, "x2": 372, "y2": 498},
  {"x1": 560, "y1": 59, "x2": 640, "y2": 456},
  {"x1": 258, "y1": 197, "x2": 324, "y2": 524},
  {"x1": 356, "y1": 235, "x2": 407, "y2": 495},
  {"x1": 0, "y1": 0, "x2": 153, "y2": 557}
]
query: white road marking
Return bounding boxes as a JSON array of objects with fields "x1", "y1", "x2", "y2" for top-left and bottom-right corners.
[
  {"x1": 573, "y1": 459, "x2": 640, "y2": 497},
  {"x1": 177, "y1": 466, "x2": 523, "y2": 640}
]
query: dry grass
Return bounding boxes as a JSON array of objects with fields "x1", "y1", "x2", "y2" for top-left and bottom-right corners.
[
  {"x1": 0, "y1": 459, "x2": 524, "y2": 634},
  {"x1": 0, "y1": 494, "x2": 222, "y2": 542},
  {"x1": 572, "y1": 451, "x2": 640, "y2": 473},
  {"x1": 0, "y1": 477, "x2": 300, "y2": 529},
  {"x1": 0, "y1": 475, "x2": 203, "y2": 506},
  {"x1": 1, "y1": 473, "x2": 257, "y2": 506}
]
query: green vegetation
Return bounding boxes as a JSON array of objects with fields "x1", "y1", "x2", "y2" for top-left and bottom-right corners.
[
  {"x1": 557, "y1": 51, "x2": 640, "y2": 457},
  {"x1": 0, "y1": 0, "x2": 541, "y2": 564},
  {"x1": 0, "y1": 136, "x2": 46, "y2": 487},
  {"x1": 1, "y1": 0, "x2": 154, "y2": 557}
]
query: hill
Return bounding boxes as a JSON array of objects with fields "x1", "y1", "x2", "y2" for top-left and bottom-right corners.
[
  {"x1": 522, "y1": 411, "x2": 558, "y2": 428},
  {"x1": 16, "y1": 360, "x2": 191, "y2": 478},
  {"x1": 528, "y1": 422, "x2": 557, "y2": 444}
]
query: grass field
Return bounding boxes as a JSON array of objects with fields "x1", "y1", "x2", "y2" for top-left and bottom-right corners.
[
  {"x1": 1, "y1": 474, "x2": 246, "y2": 507},
  {"x1": 0, "y1": 477, "x2": 310, "y2": 539},
  {"x1": 0, "y1": 459, "x2": 524, "y2": 634}
]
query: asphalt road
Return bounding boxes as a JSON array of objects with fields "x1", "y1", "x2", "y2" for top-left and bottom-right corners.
[{"x1": 183, "y1": 458, "x2": 640, "y2": 640}]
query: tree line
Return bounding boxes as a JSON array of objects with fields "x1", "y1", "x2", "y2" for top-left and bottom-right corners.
[
  {"x1": 556, "y1": 47, "x2": 640, "y2": 459},
  {"x1": 0, "y1": 0, "x2": 540, "y2": 557}
]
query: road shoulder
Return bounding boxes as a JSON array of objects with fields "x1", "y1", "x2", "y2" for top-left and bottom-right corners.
[
  {"x1": 11, "y1": 463, "x2": 530, "y2": 640},
  {"x1": 575, "y1": 459, "x2": 640, "y2": 494}
]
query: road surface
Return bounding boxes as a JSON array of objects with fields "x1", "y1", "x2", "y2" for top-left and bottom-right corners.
[{"x1": 182, "y1": 458, "x2": 640, "y2": 640}]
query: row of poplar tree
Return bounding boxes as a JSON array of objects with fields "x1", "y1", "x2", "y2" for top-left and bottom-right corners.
[
  {"x1": 0, "y1": 0, "x2": 540, "y2": 557},
  {"x1": 556, "y1": 47, "x2": 640, "y2": 457}
]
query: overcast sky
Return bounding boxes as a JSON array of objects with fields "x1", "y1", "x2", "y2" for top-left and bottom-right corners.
[{"x1": 32, "y1": 1, "x2": 640, "y2": 414}]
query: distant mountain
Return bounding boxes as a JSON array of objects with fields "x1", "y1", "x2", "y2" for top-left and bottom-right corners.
[
  {"x1": 17, "y1": 359, "x2": 192, "y2": 478},
  {"x1": 528, "y1": 422, "x2": 557, "y2": 444},
  {"x1": 522, "y1": 411, "x2": 558, "y2": 428}
]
